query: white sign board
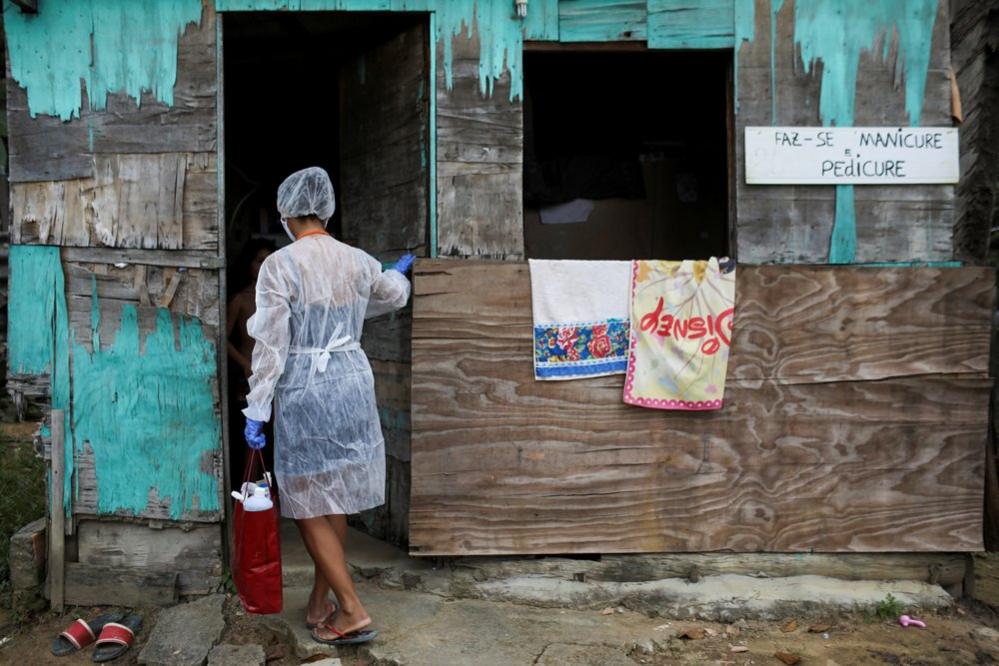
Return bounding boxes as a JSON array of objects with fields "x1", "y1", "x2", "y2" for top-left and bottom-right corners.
[{"x1": 745, "y1": 126, "x2": 959, "y2": 185}]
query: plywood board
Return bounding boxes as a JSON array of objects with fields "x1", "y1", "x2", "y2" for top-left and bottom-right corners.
[{"x1": 409, "y1": 260, "x2": 992, "y2": 555}]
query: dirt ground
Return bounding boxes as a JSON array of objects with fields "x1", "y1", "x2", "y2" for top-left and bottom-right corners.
[
  {"x1": 2, "y1": 596, "x2": 998, "y2": 665},
  {"x1": 0, "y1": 595, "x2": 367, "y2": 665}
]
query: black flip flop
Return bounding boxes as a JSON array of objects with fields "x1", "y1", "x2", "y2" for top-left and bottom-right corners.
[
  {"x1": 51, "y1": 612, "x2": 125, "y2": 656},
  {"x1": 310, "y1": 623, "x2": 378, "y2": 646},
  {"x1": 91, "y1": 613, "x2": 142, "y2": 663}
]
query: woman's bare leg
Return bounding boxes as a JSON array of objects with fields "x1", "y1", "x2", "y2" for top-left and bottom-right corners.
[
  {"x1": 302, "y1": 515, "x2": 349, "y2": 624},
  {"x1": 295, "y1": 516, "x2": 370, "y2": 636}
]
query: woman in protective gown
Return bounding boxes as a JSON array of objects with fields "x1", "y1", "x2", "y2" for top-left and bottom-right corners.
[{"x1": 242, "y1": 166, "x2": 413, "y2": 645}]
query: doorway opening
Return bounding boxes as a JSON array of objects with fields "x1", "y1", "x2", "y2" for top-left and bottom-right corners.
[
  {"x1": 523, "y1": 49, "x2": 731, "y2": 260},
  {"x1": 222, "y1": 12, "x2": 431, "y2": 500}
]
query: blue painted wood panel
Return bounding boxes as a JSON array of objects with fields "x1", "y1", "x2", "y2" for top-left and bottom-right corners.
[
  {"x1": 7, "y1": 246, "x2": 222, "y2": 521},
  {"x1": 647, "y1": 0, "x2": 734, "y2": 49},
  {"x1": 558, "y1": 0, "x2": 647, "y2": 42}
]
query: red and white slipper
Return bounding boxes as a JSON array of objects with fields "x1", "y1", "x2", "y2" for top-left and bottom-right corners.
[
  {"x1": 92, "y1": 613, "x2": 143, "y2": 663},
  {"x1": 51, "y1": 613, "x2": 124, "y2": 656}
]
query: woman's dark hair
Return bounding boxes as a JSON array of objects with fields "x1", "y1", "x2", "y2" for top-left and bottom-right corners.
[{"x1": 234, "y1": 237, "x2": 277, "y2": 289}]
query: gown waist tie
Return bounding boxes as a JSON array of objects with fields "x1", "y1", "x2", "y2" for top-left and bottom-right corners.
[{"x1": 288, "y1": 327, "x2": 361, "y2": 374}]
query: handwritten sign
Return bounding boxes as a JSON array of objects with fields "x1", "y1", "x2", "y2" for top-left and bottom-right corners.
[{"x1": 745, "y1": 126, "x2": 959, "y2": 185}]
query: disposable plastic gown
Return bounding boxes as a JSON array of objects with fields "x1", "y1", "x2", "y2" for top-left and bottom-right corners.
[{"x1": 242, "y1": 235, "x2": 410, "y2": 518}]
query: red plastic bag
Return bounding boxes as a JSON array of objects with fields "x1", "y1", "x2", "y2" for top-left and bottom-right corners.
[{"x1": 232, "y1": 448, "x2": 282, "y2": 614}]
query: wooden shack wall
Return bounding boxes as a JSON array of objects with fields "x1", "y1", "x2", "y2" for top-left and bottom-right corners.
[
  {"x1": 4, "y1": 0, "x2": 224, "y2": 599},
  {"x1": 3, "y1": 0, "x2": 980, "y2": 563},
  {"x1": 410, "y1": 260, "x2": 994, "y2": 555}
]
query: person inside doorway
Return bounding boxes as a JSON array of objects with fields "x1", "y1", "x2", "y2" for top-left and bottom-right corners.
[
  {"x1": 228, "y1": 237, "x2": 277, "y2": 478},
  {"x1": 241, "y1": 167, "x2": 413, "y2": 646}
]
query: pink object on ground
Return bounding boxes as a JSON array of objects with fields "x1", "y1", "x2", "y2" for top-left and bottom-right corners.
[{"x1": 898, "y1": 615, "x2": 926, "y2": 628}]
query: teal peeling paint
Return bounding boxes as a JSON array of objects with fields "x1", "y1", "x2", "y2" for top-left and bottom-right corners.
[
  {"x1": 436, "y1": 0, "x2": 524, "y2": 100},
  {"x1": 791, "y1": 1, "x2": 938, "y2": 263},
  {"x1": 828, "y1": 185, "x2": 856, "y2": 264},
  {"x1": 793, "y1": 0, "x2": 937, "y2": 127},
  {"x1": 8, "y1": 247, "x2": 74, "y2": 514},
  {"x1": 647, "y1": 0, "x2": 734, "y2": 49},
  {"x1": 734, "y1": 0, "x2": 755, "y2": 45},
  {"x1": 521, "y1": 0, "x2": 558, "y2": 40},
  {"x1": 8, "y1": 246, "x2": 60, "y2": 375},
  {"x1": 769, "y1": 0, "x2": 785, "y2": 124},
  {"x1": 89, "y1": 1, "x2": 204, "y2": 112},
  {"x1": 71, "y1": 298, "x2": 221, "y2": 519},
  {"x1": 4, "y1": 0, "x2": 203, "y2": 120},
  {"x1": 558, "y1": 0, "x2": 647, "y2": 43},
  {"x1": 216, "y1": 0, "x2": 527, "y2": 101},
  {"x1": 732, "y1": 0, "x2": 755, "y2": 113},
  {"x1": 7, "y1": 249, "x2": 220, "y2": 518},
  {"x1": 3, "y1": 2, "x2": 90, "y2": 121},
  {"x1": 428, "y1": 9, "x2": 438, "y2": 257}
]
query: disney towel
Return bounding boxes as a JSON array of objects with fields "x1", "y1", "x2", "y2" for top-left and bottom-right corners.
[
  {"x1": 624, "y1": 259, "x2": 735, "y2": 410},
  {"x1": 529, "y1": 259, "x2": 632, "y2": 380}
]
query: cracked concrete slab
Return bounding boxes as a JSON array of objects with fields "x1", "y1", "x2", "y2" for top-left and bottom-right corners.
[
  {"x1": 281, "y1": 523, "x2": 953, "y2": 623},
  {"x1": 353, "y1": 584, "x2": 660, "y2": 666}
]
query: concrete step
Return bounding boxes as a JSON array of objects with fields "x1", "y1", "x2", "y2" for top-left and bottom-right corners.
[{"x1": 281, "y1": 522, "x2": 954, "y2": 621}]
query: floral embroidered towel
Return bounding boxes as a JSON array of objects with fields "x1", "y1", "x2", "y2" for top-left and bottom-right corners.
[
  {"x1": 529, "y1": 259, "x2": 632, "y2": 380},
  {"x1": 624, "y1": 258, "x2": 735, "y2": 410}
]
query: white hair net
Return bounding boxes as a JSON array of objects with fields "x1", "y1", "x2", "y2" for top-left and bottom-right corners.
[{"x1": 277, "y1": 166, "x2": 336, "y2": 222}]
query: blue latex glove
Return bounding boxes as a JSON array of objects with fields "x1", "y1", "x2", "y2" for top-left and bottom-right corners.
[
  {"x1": 244, "y1": 419, "x2": 267, "y2": 450},
  {"x1": 391, "y1": 253, "x2": 415, "y2": 275}
]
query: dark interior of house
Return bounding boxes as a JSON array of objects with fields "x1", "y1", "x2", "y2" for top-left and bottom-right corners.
[{"x1": 523, "y1": 49, "x2": 731, "y2": 261}]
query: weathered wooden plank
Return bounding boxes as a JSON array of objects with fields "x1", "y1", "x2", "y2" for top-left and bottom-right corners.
[
  {"x1": 362, "y1": 309, "x2": 412, "y2": 364},
  {"x1": 951, "y1": 0, "x2": 999, "y2": 262},
  {"x1": 409, "y1": 260, "x2": 991, "y2": 555},
  {"x1": 5, "y1": 2, "x2": 216, "y2": 183},
  {"x1": 458, "y1": 552, "x2": 967, "y2": 587},
  {"x1": 11, "y1": 153, "x2": 218, "y2": 250},
  {"x1": 436, "y1": 30, "x2": 523, "y2": 259},
  {"x1": 61, "y1": 247, "x2": 224, "y2": 270},
  {"x1": 64, "y1": 563, "x2": 178, "y2": 607},
  {"x1": 736, "y1": 66, "x2": 954, "y2": 127},
  {"x1": 4, "y1": 82, "x2": 92, "y2": 182},
  {"x1": 340, "y1": 23, "x2": 428, "y2": 255},
  {"x1": 558, "y1": 0, "x2": 647, "y2": 42},
  {"x1": 647, "y1": 0, "x2": 734, "y2": 49},
  {"x1": 77, "y1": 521, "x2": 222, "y2": 596},
  {"x1": 735, "y1": 194, "x2": 955, "y2": 264},
  {"x1": 49, "y1": 409, "x2": 66, "y2": 611},
  {"x1": 370, "y1": 358, "x2": 412, "y2": 462},
  {"x1": 971, "y1": 553, "x2": 999, "y2": 606},
  {"x1": 64, "y1": 261, "x2": 220, "y2": 349}
]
